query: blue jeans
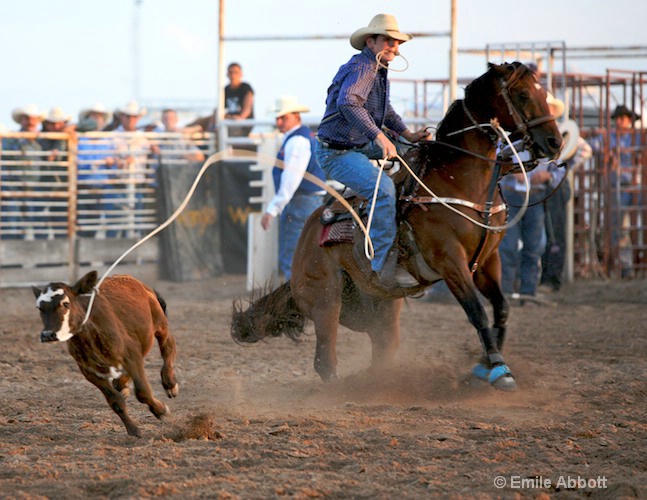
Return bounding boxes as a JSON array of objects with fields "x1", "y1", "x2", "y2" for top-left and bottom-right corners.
[
  {"x1": 499, "y1": 192, "x2": 546, "y2": 296},
  {"x1": 279, "y1": 193, "x2": 322, "y2": 280},
  {"x1": 314, "y1": 140, "x2": 396, "y2": 273}
]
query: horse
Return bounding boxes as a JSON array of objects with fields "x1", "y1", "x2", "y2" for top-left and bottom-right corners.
[
  {"x1": 33, "y1": 271, "x2": 179, "y2": 437},
  {"x1": 231, "y1": 62, "x2": 563, "y2": 391}
]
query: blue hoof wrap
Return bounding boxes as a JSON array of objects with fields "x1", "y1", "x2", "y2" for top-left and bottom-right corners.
[
  {"x1": 472, "y1": 363, "x2": 490, "y2": 381},
  {"x1": 488, "y1": 364, "x2": 517, "y2": 391}
]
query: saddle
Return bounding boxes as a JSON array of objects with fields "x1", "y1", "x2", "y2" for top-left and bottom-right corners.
[
  {"x1": 318, "y1": 193, "x2": 367, "y2": 247},
  {"x1": 318, "y1": 193, "x2": 441, "y2": 286}
]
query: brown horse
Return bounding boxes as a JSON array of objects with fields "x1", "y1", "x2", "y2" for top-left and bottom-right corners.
[{"x1": 232, "y1": 62, "x2": 562, "y2": 390}]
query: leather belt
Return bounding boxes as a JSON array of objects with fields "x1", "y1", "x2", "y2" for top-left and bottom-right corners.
[{"x1": 317, "y1": 137, "x2": 365, "y2": 151}]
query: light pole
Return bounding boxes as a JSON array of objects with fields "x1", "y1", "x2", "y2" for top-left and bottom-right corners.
[{"x1": 133, "y1": 0, "x2": 143, "y2": 101}]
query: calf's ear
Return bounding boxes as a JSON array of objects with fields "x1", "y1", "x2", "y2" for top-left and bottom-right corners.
[
  {"x1": 32, "y1": 286, "x2": 42, "y2": 299},
  {"x1": 73, "y1": 271, "x2": 99, "y2": 295}
]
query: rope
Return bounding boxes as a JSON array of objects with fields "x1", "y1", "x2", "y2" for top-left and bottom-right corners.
[
  {"x1": 80, "y1": 149, "x2": 375, "y2": 326},
  {"x1": 393, "y1": 121, "x2": 531, "y2": 232}
]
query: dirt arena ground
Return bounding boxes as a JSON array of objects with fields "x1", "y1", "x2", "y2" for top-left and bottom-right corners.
[{"x1": 1, "y1": 272, "x2": 645, "y2": 498}]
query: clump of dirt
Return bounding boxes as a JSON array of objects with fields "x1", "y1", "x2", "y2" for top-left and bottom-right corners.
[{"x1": 165, "y1": 412, "x2": 224, "y2": 441}]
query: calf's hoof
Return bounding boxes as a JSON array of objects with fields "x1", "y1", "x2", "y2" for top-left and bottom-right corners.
[{"x1": 165, "y1": 384, "x2": 179, "y2": 398}]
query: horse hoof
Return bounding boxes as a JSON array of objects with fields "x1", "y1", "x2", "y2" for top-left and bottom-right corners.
[{"x1": 488, "y1": 365, "x2": 517, "y2": 391}]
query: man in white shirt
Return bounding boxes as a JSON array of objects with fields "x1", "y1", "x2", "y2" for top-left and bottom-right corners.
[{"x1": 261, "y1": 96, "x2": 326, "y2": 280}]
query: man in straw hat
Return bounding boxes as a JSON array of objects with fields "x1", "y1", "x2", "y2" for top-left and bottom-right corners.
[
  {"x1": 39, "y1": 107, "x2": 73, "y2": 162},
  {"x1": 499, "y1": 92, "x2": 574, "y2": 302},
  {"x1": 539, "y1": 95, "x2": 591, "y2": 292},
  {"x1": 261, "y1": 96, "x2": 326, "y2": 280},
  {"x1": 78, "y1": 102, "x2": 113, "y2": 132},
  {"x1": 315, "y1": 13, "x2": 430, "y2": 290},
  {"x1": 3, "y1": 104, "x2": 46, "y2": 239}
]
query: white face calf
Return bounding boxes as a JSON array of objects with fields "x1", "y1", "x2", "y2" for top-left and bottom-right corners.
[{"x1": 33, "y1": 284, "x2": 75, "y2": 342}]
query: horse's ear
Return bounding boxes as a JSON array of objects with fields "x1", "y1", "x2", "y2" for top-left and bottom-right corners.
[
  {"x1": 73, "y1": 271, "x2": 98, "y2": 295},
  {"x1": 32, "y1": 285, "x2": 42, "y2": 299}
]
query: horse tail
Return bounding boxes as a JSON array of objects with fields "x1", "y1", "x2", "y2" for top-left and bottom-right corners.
[
  {"x1": 154, "y1": 290, "x2": 168, "y2": 317},
  {"x1": 231, "y1": 281, "x2": 305, "y2": 344}
]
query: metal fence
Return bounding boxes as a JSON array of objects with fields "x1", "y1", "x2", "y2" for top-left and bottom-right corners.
[
  {"x1": 2, "y1": 118, "x2": 646, "y2": 287},
  {"x1": 1, "y1": 130, "x2": 216, "y2": 286}
]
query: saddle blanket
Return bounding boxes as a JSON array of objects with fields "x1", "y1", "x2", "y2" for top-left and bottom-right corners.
[{"x1": 319, "y1": 219, "x2": 354, "y2": 246}]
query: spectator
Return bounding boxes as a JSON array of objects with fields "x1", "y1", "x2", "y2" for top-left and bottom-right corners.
[
  {"x1": 113, "y1": 101, "x2": 159, "y2": 237},
  {"x1": 159, "y1": 108, "x2": 205, "y2": 164},
  {"x1": 113, "y1": 100, "x2": 159, "y2": 167},
  {"x1": 39, "y1": 107, "x2": 72, "y2": 162},
  {"x1": 224, "y1": 62, "x2": 255, "y2": 137},
  {"x1": 79, "y1": 102, "x2": 113, "y2": 131},
  {"x1": 76, "y1": 103, "x2": 118, "y2": 237},
  {"x1": 37, "y1": 107, "x2": 73, "y2": 238},
  {"x1": 2, "y1": 104, "x2": 45, "y2": 239},
  {"x1": 499, "y1": 94, "x2": 569, "y2": 301},
  {"x1": 589, "y1": 104, "x2": 643, "y2": 278},
  {"x1": 261, "y1": 96, "x2": 326, "y2": 280},
  {"x1": 540, "y1": 111, "x2": 592, "y2": 291}
]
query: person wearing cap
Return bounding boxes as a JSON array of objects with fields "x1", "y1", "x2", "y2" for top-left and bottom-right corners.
[
  {"x1": 589, "y1": 104, "x2": 643, "y2": 278},
  {"x1": 314, "y1": 14, "x2": 430, "y2": 289},
  {"x1": 499, "y1": 92, "x2": 573, "y2": 301},
  {"x1": 261, "y1": 96, "x2": 326, "y2": 280}
]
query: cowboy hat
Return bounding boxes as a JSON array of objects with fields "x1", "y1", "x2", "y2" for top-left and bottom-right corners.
[
  {"x1": 546, "y1": 92, "x2": 565, "y2": 118},
  {"x1": 611, "y1": 104, "x2": 641, "y2": 122},
  {"x1": 557, "y1": 119, "x2": 580, "y2": 163},
  {"x1": 11, "y1": 103, "x2": 45, "y2": 124},
  {"x1": 349, "y1": 14, "x2": 412, "y2": 51},
  {"x1": 273, "y1": 96, "x2": 310, "y2": 118},
  {"x1": 44, "y1": 106, "x2": 72, "y2": 123},
  {"x1": 79, "y1": 102, "x2": 113, "y2": 122},
  {"x1": 116, "y1": 100, "x2": 147, "y2": 117}
]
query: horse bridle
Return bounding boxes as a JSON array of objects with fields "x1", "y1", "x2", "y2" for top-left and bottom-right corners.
[{"x1": 497, "y1": 66, "x2": 557, "y2": 149}]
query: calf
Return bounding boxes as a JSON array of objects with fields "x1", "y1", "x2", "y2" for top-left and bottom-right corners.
[{"x1": 32, "y1": 271, "x2": 179, "y2": 437}]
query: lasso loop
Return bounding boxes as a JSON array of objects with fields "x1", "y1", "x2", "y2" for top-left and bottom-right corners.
[{"x1": 375, "y1": 50, "x2": 409, "y2": 73}]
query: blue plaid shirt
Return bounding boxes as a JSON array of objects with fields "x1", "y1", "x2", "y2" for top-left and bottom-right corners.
[{"x1": 318, "y1": 47, "x2": 407, "y2": 147}]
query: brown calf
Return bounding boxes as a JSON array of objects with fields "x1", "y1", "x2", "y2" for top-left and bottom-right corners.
[{"x1": 32, "y1": 271, "x2": 178, "y2": 437}]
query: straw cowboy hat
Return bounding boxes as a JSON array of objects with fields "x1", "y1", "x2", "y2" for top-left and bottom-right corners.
[
  {"x1": 611, "y1": 104, "x2": 641, "y2": 122},
  {"x1": 116, "y1": 100, "x2": 147, "y2": 117},
  {"x1": 557, "y1": 119, "x2": 581, "y2": 163},
  {"x1": 273, "y1": 96, "x2": 310, "y2": 118},
  {"x1": 349, "y1": 14, "x2": 412, "y2": 50},
  {"x1": 546, "y1": 92, "x2": 565, "y2": 118},
  {"x1": 79, "y1": 102, "x2": 113, "y2": 122},
  {"x1": 11, "y1": 103, "x2": 46, "y2": 124},
  {"x1": 44, "y1": 106, "x2": 72, "y2": 123}
]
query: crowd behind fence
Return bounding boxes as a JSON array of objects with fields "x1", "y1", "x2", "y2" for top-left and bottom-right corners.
[
  {"x1": 1, "y1": 131, "x2": 216, "y2": 241},
  {"x1": 1, "y1": 126, "x2": 646, "y2": 286}
]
